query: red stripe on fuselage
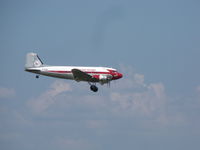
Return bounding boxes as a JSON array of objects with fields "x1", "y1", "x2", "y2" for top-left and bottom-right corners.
[
  {"x1": 46, "y1": 70, "x2": 111, "y2": 74},
  {"x1": 47, "y1": 71, "x2": 70, "y2": 73}
]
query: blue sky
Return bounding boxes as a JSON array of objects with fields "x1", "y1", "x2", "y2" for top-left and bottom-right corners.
[{"x1": 0, "y1": 0, "x2": 200, "y2": 150}]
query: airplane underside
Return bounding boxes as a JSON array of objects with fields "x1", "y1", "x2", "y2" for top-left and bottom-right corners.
[{"x1": 31, "y1": 70, "x2": 100, "y2": 92}]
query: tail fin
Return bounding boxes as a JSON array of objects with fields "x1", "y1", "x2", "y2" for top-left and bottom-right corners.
[{"x1": 25, "y1": 53, "x2": 43, "y2": 68}]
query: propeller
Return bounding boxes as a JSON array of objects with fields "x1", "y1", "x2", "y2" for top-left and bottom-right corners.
[
  {"x1": 107, "y1": 74, "x2": 113, "y2": 87},
  {"x1": 107, "y1": 80, "x2": 111, "y2": 87}
]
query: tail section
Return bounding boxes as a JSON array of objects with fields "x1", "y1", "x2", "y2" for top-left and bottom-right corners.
[{"x1": 25, "y1": 53, "x2": 43, "y2": 68}]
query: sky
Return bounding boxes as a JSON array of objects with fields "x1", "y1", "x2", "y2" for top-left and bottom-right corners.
[{"x1": 0, "y1": 0, "x2": 200, "y2": 149}]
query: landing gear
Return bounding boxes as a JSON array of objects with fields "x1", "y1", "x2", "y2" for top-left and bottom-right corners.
[
  {"x1": 88, "y1": 82, "x2": 98, "y2": 92},
  {"x1": 90, "y1": 85, "x2": 98, "y2": 92},
  {"x1": 36, "y1": 75, "x2": 39, "y2": 78}
]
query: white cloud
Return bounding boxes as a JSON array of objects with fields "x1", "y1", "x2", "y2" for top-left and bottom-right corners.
[
  {"x1": 109, "y1": 65, "x2": 186, "y2": 126},
  {"x1": 109, "y1": 64, "x2": 167, "y2": 117},
  {"x1": 0, "y1": 86, "x2": 15, "y2": 98},
  {"x1": 27, "y1": 80, "x2": 72, "y2": 114},
  {"x1": 110, "y1": 82, "x2": 166, "y2": 116}
]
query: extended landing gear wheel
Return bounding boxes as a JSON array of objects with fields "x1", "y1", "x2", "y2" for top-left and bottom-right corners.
[
  {"x1": 36, "y1": 75, "x2": 39, "y2": 78},
  {"x1": 90, "y1": 85, "x2": 98, "y2": 92}
]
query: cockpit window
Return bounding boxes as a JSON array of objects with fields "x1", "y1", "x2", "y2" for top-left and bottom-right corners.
[{"x1": 107, "y1": 69, "x2": 117, "y2": 73}]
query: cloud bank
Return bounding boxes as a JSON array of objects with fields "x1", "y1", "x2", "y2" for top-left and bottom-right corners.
[
  {"x1": 2, "y1": 65, "x2": 200, "y2": 150},
  {"x1": 27, "y1": 65, "x2": 186, "y2": 127},
  {"x1": 27, "y1": 80, "x2": 72, "y2": 114}
]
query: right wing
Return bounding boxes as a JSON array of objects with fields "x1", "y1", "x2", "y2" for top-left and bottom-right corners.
[{"x1": 71, "y1": 69, "x2": 98, "y2": 82}]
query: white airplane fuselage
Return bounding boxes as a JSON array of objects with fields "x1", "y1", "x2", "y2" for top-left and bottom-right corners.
[
  {"x1": 26, "y1": 66, "x2": 122, "y2": 82},
  {"x1": 25, "y1": 53, "x2": 123, "y2": 92}
]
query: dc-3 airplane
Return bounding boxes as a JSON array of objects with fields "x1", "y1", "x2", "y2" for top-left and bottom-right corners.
[{"x1": 25, "y1": 53, "x2": 123, "y2": 92}]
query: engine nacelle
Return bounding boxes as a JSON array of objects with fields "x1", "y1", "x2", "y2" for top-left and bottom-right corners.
[
  {"x1": 99, "y1": 74, "x2": 107, "y2": 80},
  {"x1": 92, "y1": 74, "x2": 112, "y2": 84},
  {"x1": 99, "y1": 74, "x2": 112, "y2": 84}
]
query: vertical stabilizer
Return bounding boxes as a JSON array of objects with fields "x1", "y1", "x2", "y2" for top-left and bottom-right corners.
[{"x1": 25, "y1": 53, "x2": 43, "y2": 68}]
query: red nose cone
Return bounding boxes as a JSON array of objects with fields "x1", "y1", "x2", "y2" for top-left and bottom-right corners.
[
  {"x1": 113, "y1": 72, "x2": 123, "y2": 80},
  {"x1": 118, "y1": 73, "x2": 123, "y2": 79}
]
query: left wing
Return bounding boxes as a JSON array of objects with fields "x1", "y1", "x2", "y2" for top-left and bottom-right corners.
[{"x1": 71, "y1": 69, "x2": 98, "y2": 82}]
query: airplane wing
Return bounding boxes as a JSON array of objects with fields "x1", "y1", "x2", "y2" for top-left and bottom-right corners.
[{"x1": 71, "y1": 69, "x2": 98, "y2": 82}]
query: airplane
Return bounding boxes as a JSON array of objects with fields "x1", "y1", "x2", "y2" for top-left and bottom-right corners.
[{"x1": 25, "y1": 53, "x2": 123, "y2": 92}]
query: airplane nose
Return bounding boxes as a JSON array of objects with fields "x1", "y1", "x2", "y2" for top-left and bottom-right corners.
[
  {"x1": 118, "y1": 73, "x2": 123, "y2": 79},
  {"x1": 112, "y1": 72, "x2": 123, "y2": 80}
]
